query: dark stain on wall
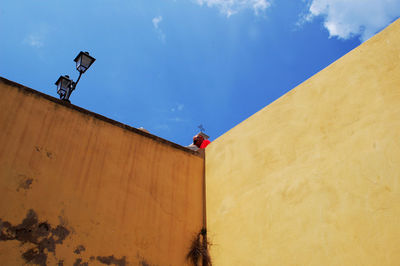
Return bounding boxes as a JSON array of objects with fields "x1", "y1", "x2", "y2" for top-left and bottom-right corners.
[
  {"x1": 74, "y1": 245, "x2": 86, "y2": 254},
  {"x1": 136, "y1": 254, "x2": 155, "y2": 266},
  {"x1": 35, "y1": 146, "x2": 54, "y2": 160},
  {"x1": 96, "y1": 255, "x2": 126, "y2": 266},
  {"x1": 0, "y1": 209, "x2": 70, "y2": 265},
  {"x1": 17, "y1": 175, "x2": 34, "y2": 191},
  {"x1": 73, "y1": 258, "x2": 89, "y2": 266},
  {"x1": 140, "y1": 260, "x2": 150, "y2": 266}
]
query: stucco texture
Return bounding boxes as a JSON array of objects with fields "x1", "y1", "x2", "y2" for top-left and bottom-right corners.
[
  {"x1": 205, "y1": 19, "x2": 400, "y2": 265},
  {"x1": 0, "y1": 79, "x2": 204, "y2": 265}
]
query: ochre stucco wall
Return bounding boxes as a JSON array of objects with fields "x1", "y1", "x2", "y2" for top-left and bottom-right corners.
[
  {"x1": 0, "y1": 78, "x2": 204, "y2": 265},
  {"x1": 206, "y1": 19, "x2": 400, "y2": 265}
]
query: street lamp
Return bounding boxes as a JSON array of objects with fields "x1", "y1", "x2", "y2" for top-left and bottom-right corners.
[
  {"x1": 55, "y1": 51, "x2": 96, "y2": 102},
  {"x1": 74, "y1": 51, "x2": 96, "y2": 74},
  {"x1": 55, "y1": 75, "x2": 73, "y2": 101}
]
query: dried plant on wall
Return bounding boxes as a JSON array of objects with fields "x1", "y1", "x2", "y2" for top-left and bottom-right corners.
[{"x1": 187, "y1": 228, "x2": 211, "y2": 266}]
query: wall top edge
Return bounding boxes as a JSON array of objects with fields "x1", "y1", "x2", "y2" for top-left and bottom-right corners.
[{"x1": 0, "y1": 76, "x2": 203, "y2": 158}]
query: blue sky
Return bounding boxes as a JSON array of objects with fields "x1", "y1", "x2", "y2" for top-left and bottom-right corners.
[{"x1": 1, "y1": 0, "x2": 399, "y2": 146}]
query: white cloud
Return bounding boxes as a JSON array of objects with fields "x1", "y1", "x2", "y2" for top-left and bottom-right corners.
[
  {"x1": 171, "y1": 103, "x2": 184, "y2": 112},
  {"x1": 24, "y1": 34, "x2": 44, "y2": 48},
  {"x1": 23, "y1": 24, "x2": 52, "y2": 48},
  {"x1": 169, "y1": 117, "x2": 185, "y2": 122},
  {"x1": 177, "y1": 103, "x2": 184, "y2": 111},
  {"x1": 169, "y1": 104, "x2": 185, "y2": 123},
  {"x1": 152, "y1": 16, "x2": 162, "y2": 29},
  {"x1": 195, "y1": 0, "x2": 271, "y2": 17},
  {"x1": 304, "y1": 0, "x2": 400, "y2": 41},
  {"x1": 152, "y1": 16, "x2": 166, "y2": 42}
]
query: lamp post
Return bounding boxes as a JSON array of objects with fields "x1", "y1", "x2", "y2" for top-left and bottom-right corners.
[{"x1": 55, "y1": 51, "x2": 95, "y2": 102}]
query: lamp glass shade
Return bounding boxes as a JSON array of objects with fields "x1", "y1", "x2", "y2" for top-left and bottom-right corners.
[
  {"x1": 74, "y1": 51, "x2": 95, "y2": 73},
  {"x1": 55, "y1": 75, "x2": 72, "y2": 97}
]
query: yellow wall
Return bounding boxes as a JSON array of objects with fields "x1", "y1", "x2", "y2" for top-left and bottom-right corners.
[
  {"x1": 0, "y1": 78, "x2": 204, "y2": 265},
  {"x1": 206, "y1": 19, "x2": 400, "y2": 265}
]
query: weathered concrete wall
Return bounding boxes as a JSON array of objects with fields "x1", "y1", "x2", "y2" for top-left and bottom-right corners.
[
  {"x1": 0, "y1": 77, "x2": 204, "y2": 265},
  {"x1": 206, "y1": 19, "x2": 400, "y2": 265}
]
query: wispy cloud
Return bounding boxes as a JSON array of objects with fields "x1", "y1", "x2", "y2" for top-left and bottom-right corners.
[
  {"x1": 302, "y1": 0, "x2": 400, "y2": 42},
  {"x1": 24, "y1": 33, "x2": 44, "y2": 48},
  {"x1": 23, "y1": 24, "x2": 51, "y2": 48},
  {"x1": 152, "y1": 16, "x2": 162, "y2": 29},
  {"x1": 195, "y1": 0, "x2": 271, "y2": 17},
  {"x1": 169, "y1": 117, "x2": 186, "y2": 122},
  {"x1": 169, "y1": 103, "x2": 185, "y2": 123},
  {"x1": 171, "y1": 103, "x2": 184, "y2": 112},
  {"x1": 152, "y1": 16, "x2": 166, "y2": 42}
]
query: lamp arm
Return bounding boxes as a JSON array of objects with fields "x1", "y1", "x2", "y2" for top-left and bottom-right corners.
[
  {"x1": 64, "y1": 71, "x2": 82, "y2": 101},
  {"x1": 74, "y1": 71, "x2": 83, "y2": 88}
]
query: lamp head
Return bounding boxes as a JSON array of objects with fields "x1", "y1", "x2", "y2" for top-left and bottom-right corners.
[
  {"x1": 55, "y1": 75, "x2": 73, "y2": 100},
  {"x1": 74, "y1": 51, "x2": 96, "y2": 73}
]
